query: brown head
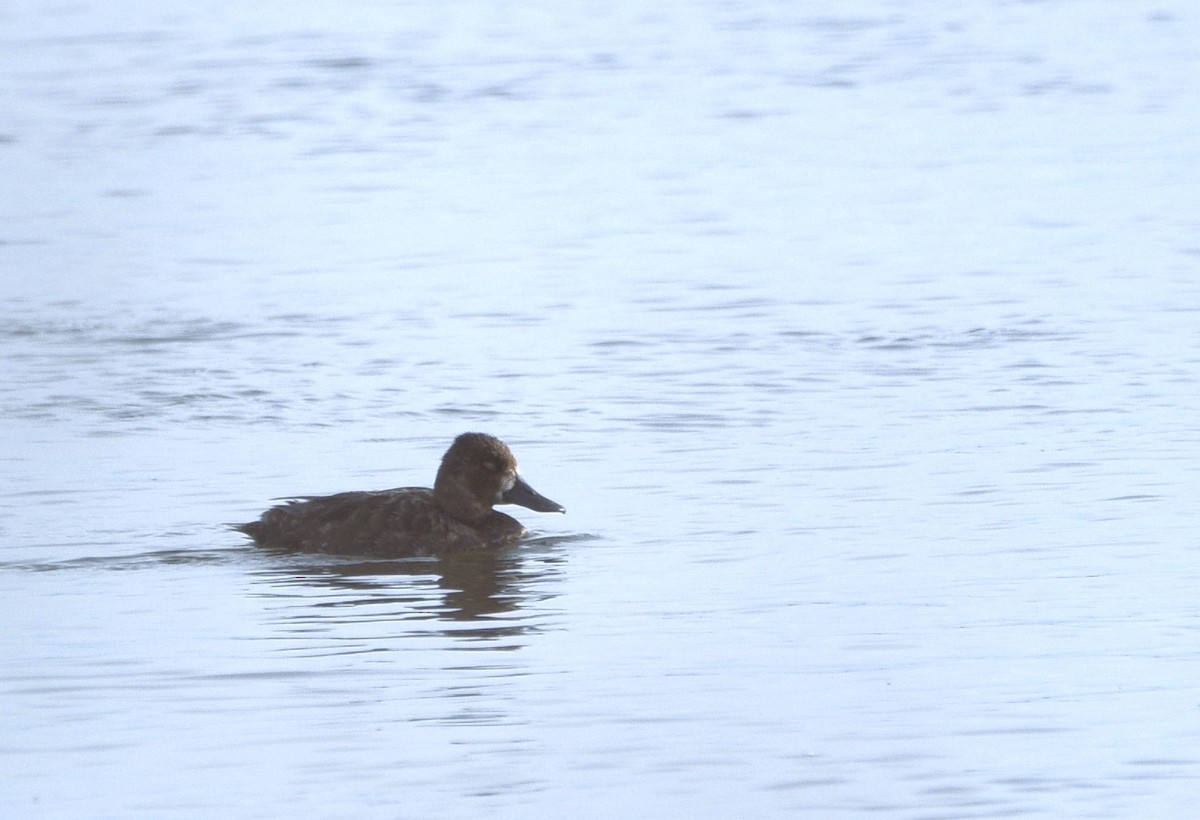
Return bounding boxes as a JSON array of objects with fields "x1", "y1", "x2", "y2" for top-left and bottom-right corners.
[{"x1": 432, "y1": 432, "x2": 564, "y2": 525}]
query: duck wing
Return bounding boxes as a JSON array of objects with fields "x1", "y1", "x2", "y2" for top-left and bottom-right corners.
[{"x1": 239, "y1": 488, "x2": 437, "y2": 555}]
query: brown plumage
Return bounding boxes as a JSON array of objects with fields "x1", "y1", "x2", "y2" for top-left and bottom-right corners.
[{"x1": 236, "y1": 433, "x2": 564, "y2": 557}]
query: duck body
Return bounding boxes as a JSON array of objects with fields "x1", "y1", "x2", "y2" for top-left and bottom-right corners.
[{"x1": 236, "y1": 433, "x2": 564, "y2": 557}]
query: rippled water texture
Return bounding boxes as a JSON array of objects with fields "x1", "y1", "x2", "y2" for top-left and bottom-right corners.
[{"x1": 3, "y1": 1, "x2": 1199, "y2": 817}]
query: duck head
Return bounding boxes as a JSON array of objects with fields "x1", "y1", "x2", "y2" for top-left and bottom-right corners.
[{"x1": 433, "y1": 432, "x2": 565, "y2": 525}]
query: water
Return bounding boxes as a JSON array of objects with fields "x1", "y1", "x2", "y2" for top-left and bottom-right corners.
[{"x1": 3, "y1": 1, "x2": 1199, "y2": 817}]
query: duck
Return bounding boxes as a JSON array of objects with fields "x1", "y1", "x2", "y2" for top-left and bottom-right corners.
[{"x1": 236, "y1": 432, "x2": 564, "y2": 557}]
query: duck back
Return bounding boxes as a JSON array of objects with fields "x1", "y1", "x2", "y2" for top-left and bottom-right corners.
[{"x1": 237, "y1": 487, "x2": 526, "y2": 557}]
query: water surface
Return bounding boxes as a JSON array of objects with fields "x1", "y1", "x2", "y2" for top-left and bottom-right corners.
[{"x1": 2, "y1": 1, "x2": 1199, "y2": 817}]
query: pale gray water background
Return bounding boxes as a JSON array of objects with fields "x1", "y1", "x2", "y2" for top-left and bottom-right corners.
[{"x1": 2, "y1": 1, "x2": 1199, "y2": 817}]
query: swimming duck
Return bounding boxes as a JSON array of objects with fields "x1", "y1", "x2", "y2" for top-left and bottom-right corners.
[{"x1": 236, "y1": 432, "x2": 564, "y2": 557}]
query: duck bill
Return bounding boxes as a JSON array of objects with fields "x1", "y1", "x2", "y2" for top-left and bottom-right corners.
[{"x1": 502, "y1": 474, "x2": 565, "y2": 513}]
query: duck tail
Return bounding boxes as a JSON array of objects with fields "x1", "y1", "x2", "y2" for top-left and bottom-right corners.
[{"x1": 231, "y1": 520, "x2": 261, "y2": 540}]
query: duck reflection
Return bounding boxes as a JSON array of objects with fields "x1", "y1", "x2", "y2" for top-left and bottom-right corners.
[{"x1": 251, "y1": 536, "x2": 575, "y2": 644}]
